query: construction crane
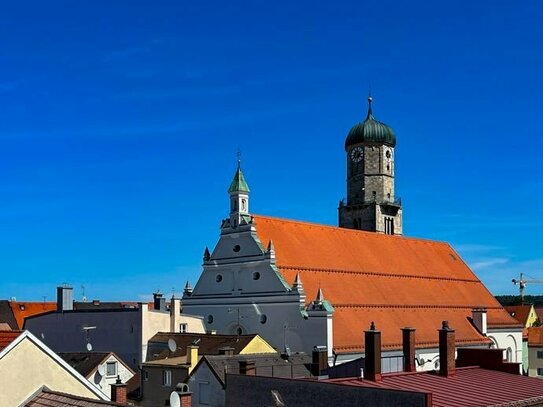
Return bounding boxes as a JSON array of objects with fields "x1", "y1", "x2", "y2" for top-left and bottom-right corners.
[{"x1": 512, "y1": 272, "x2": 543, "y2": 304}]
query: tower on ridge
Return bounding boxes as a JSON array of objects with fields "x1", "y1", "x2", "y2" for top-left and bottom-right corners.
[{"x1": 338, "y1": 96, "x2": 403, "y2": 235}]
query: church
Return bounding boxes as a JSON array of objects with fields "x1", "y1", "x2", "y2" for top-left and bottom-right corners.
[{"x1": 182, "y1": 97, "x2": 522, "y2": 370}]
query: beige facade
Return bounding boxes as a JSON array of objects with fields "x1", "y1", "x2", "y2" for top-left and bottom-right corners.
[
  {"x1": 0, "y1": 331, "x2": 107, "y2": 407},
  {"x1": 528, "y1": 345, "x2": 543, "y2": 377}
]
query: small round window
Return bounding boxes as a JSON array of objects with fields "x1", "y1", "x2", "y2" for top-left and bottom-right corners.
[
  {"x1": 386, "y1": 150, "x2": 391, "y2": 159},
  {"x1": 260, "y1": 314, "x2": 267, "y2": 324},
  {"x1": 253, "y1": 272, "x2": 261, "y2": 280},
  {"x1": 216, "y1": 274, "x2": 223, "y2": 282},
  {"x1": 233, "y1": 245, "x2": 241, "y2": 252},
  {"x1": 236, "y1": 327, "x2": 243, "y2": 336},
  {"x1": 207, "y1": 315, "x2": 214, "y2": 324}
]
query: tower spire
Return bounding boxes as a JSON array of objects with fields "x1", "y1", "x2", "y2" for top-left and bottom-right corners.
[{"x1": 366, "y1": 94, "x2": 374, "y2": 120}]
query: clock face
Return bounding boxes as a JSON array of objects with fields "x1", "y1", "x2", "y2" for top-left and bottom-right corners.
[
  {"x1": 385, "y1": 149, "x2": 392, "y2": 159},
  {"x1": 350, "y1": 147, "x2": 364, "y2": 163}
]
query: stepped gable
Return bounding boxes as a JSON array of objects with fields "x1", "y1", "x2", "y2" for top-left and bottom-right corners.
[{"x1": 253, "y1": 215, "x2": 519, "y2": 353}]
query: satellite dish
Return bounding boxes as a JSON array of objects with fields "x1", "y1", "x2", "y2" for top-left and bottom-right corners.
[
  {"x1": 168, "y1": 338, "x2": 177, "y2": 353},
  {"x1": 86, "y1": 342, "x2": 93, "y2": 352},
  {"x1": 169, "y1": 391, "x2": 181, "y2": 407},
  {"x1": 97, "y1": 364, "x2": 106, "y2": 376}
]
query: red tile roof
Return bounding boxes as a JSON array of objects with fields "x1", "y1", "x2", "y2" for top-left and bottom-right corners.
[
  {"x1": 10, "y1": 302, "x2": 56, "y2": 329},
  {"x1": 253, "y1": 215, "x2": 520, "y2": 353},
  {"x1": 327, "y1": 367, "x2": 543, "y2": 407},
  {"x1": 25, "y1": 388, "x2": 124, "y2": 406},
  {"x1": 0, "y1": 330, "x2": 22, "y2": 351},
  {"x1": 527, "y1": 326, "x2": 543, "y2": 346},
  {"x1": 505, "y1": 305, "x2": 533, "y2": 327}
]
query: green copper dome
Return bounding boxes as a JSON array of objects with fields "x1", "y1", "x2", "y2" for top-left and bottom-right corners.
[{"x1": 345, "y1": 97, "x2": 396, "y2": 150}]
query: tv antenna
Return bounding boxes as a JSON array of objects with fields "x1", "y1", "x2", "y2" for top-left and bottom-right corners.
[{"x1": 81, "y1": 284, "x2": 87, "y2": 302}]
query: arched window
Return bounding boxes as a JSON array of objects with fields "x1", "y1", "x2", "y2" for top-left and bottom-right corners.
[
  {"x1": 506, "y1": 347, "x2": 513, "y2": 362},
  {"x1": 241, "y1": 199, "x2": 246, "y2": 211}
]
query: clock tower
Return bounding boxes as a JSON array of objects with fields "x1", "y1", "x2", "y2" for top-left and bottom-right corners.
[{"x1": 338, "y1": 96, "x2": 403, "y2": 235}]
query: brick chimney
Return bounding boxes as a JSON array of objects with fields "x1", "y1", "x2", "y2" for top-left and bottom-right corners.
[
  {"x1": 402, "y1": 327, "x2": 416, "y2": 373},
  {"x1": 110, "y1": 376, "x2": 127, "y2": 404},
  {"x1": 439, "y1": 321, "x2": 455, "y2": 377},
  {"x1": 311, "y1": 345, "x2": 328, "y2": 376},
  {"x1": 172, "y1": 383, "x2": 192, "y2": 407},
  {"x1": 153, "y1": 292, "x2": 166, "y2": 311},
  {"x1": 364, "y1": 322, "x2": 382, "y2": 381},
  {"x1": 239, "y1": 360, "x2": 256, "y2": 376}
]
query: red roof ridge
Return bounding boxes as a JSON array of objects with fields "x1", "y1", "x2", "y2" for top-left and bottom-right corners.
[
  {"x1": 334, "y1": 304, "x2": 503, "y2": 310},
  {"x1": 334, "y1": 337, "x2": 492, "y2": 352},
  {"x1": 253, "y1": 214, "x2": 452, "y2": 246},
  {"x1": 279, "y1": 265, "x2": 481, "y2": 283}
]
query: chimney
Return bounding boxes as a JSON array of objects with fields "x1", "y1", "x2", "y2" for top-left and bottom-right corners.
[
  {"x1": 187, "y1": 345, "x2": 199, "y2": 373},
  {"x1": 110, "y1": 376, "x2": 127, "y2": 404},
  {"x1": 173, "y1": 383, "x2": 192, "y2": 407},
  {"x1": 56, "y1": 285, "x2": 73, "y2": 312},
  {"x1": 472, "y1": 308, "x2": 487, "y2": 335},
  {"x1": 153, "y1": 292, "x2": 166, "y2": 311},
  {"x1": 218, "y1": 346, "x2": 235, "y2": 356},
  {"x1": 364, "y1": 322, "x2": 382, "y2": 381},
  {"x1": 402, "y1": 327, "x2": 416, "y2": 372},
  {"x1": 170, "y1": 296, "x2": 181, "y2": 332},
  {"x1": 439, "y1": 321, "x2": 455, "y2": 377},
  {"x1": 92, "y1": 299, "x2": 100, "y2": 306},
  {"x1": 311, "y1": 345, "x2": 328, "y2": 376},
  {"x1": 239, "y1": 360, "x2": 256, "y2": 376}
]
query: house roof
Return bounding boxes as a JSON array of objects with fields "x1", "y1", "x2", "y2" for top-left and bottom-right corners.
[
  {"x1": 10, "y1": 301, "x2": 57, "y2": 328},
  {"x1": 253, "y1": 215, "x2": 520, "y2": 353},
  {"x1": 147, "y1": 332, "x2": 271, "y2": 360},
  {"x1": 505, "y1": 305, "x2": 534, "y2": 327},
  {"x1": 0, "y1": 330, "x2": 22, "y2": 351},
  {"x1": 25, "y1": 388, "x2": 125, "y2": 407},
  {"x1": 58, "y1": 352, "x2": 135, "y2": 377},
  {"x1": 0, "y1": 330, "x2": 109, "y2": 400},
  {"x1": 199, "y1": 353, "x2": 312, "y2": 386},
  {"x1": 0, "y1": 300, "x2": 19, "y2": 329},
  {"x1": 527, "y1": 326, "x2": 543, "y2": 346},
  {"x1": 325, "y1": 367, "x2": 543, "y2": 407}
]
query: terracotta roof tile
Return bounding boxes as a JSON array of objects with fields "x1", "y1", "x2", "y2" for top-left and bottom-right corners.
[
  {"x1": 253, "y1": 215, "x2": 519, "y2": 353},
  {"x1": 0, "y1": 330, "x2": 22, "y2": 351},
  {"x1": 327, "y1": 367, "x2": 543, "y2": 407},
  {"x1": 10, "y1": 301, "x2": 56, "y2": 329},
  {"x1": 505, "y1": 305, "x2": 534, "y2": 327},
  {"x1": 527, "y1": 326, "x2": 543, "y2": 346},
  {"x1": 25, "y1": 388, "x2": 124, "y2": 406}
]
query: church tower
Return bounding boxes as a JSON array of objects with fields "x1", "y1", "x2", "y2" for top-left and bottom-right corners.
[{"x1": 338, "y1": 96, "x2": 403, "y2": 235}]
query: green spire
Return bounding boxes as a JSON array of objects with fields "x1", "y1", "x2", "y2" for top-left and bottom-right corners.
[{"x1": 228, "y1": 160, "x2": 250, "y2": 193}]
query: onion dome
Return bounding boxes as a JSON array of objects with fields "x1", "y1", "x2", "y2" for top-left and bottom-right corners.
[{"x1": 345, "y1": 96, "x2": 396, "y2": 150}]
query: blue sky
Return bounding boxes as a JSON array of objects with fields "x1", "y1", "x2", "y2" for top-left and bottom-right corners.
[{"x1": 1, "y1": 1, "x2": 542, "y2": 301}]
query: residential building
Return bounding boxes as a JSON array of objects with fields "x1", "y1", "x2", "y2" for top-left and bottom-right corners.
[
  {"x1": 189, "y1": 352, "x2": 312, "y2": 407},
  {"x1": 141, "y1": 332, "x2": 277, "y2": 407},
  {"x1": 0, "y1": 330, "x2": 109, "y2": 406},
  {"x1": 59, "y1": 352, "x2": 135, "y2": 397},
  {"x1": 0, "y1": 300, "x2": 56, "y2": 330},
  {"x1": 181, "y1": 99, "x2": 522, "y2": 370},
  {"x1": 506, "y1": 304, "x2": 540, "y2": 327},
  {"x1": 25, "y1": 287, "x2": 206, "y2": 369},
  {"x1": 24, "y1": 388, "x2": 127, "y2": 407},
  {"x1": 527, "y1": 326, "x2": 543, "y2": 377},
  {"x1": 226, "y1": 321, "x2": 543, "y2": 407}
]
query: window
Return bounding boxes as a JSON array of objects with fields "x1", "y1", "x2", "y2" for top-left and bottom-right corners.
[
  {"x1": 163, "y1": 370, "x2": 172, "y2": 386},
  {"x1": 106, "y1": 361, "x2": 117, "y2": 377},
  {"x1": 233, "y1": 245, "x2": 241, "y2": 252},
  {"x1": 506, "y1": 347, "x2": 513, "y2": 362},
  {"x1": 253, "y1": 272, "x2": 260, "y2": 280},
  {"x1": 207, "y1": 315, "x2": 214, "y2": 324},
  {"x1": 537, "y1": 351, "x2": 543, "y2": 359},
  {"x1": 199, "y1": 381, "x2": 210, "y2": 405},
  {"x1": 538, "y1": 368, "x2": 543, "y2": 376},
  {"x1": 260, "y1": 314, "x2": 267, "y2": 324},
  {"x1": 216, "y1": 274, "x2": 223, "y2": 282},
  {"x1": 180, "y1": 323, "x2": 188, "y2": 333}
]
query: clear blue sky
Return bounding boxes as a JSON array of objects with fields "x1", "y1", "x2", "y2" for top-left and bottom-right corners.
[{"x1": 1, "y1": 1, "x2": 542, "y2": 301}]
